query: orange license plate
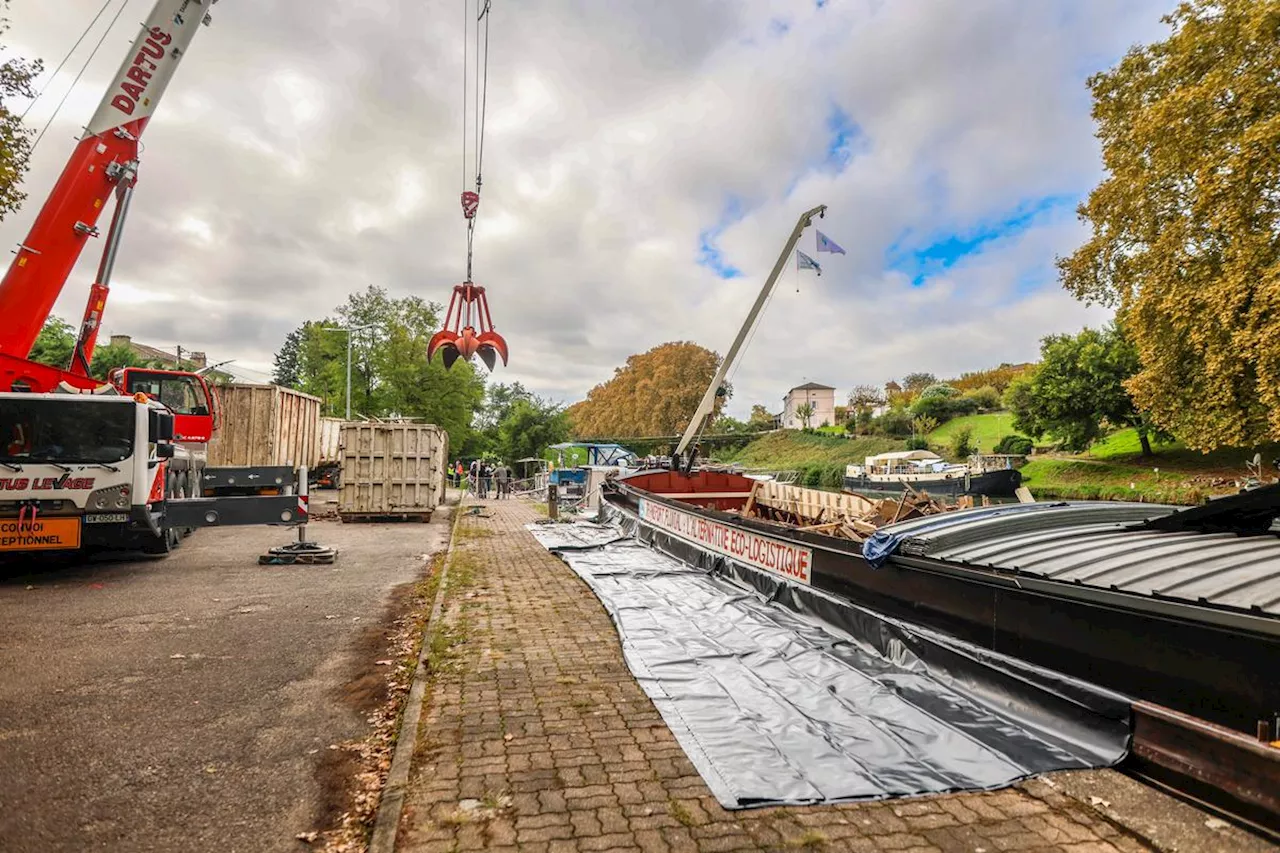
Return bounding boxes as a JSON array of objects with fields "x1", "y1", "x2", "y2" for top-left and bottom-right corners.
[{"x1": 0, "y1": 517, "x2": 82, "y2": 551}]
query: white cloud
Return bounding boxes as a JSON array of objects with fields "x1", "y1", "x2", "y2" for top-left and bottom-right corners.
[{"x1": 1, "y1": 0, "x2": 1169, "y2": 421}]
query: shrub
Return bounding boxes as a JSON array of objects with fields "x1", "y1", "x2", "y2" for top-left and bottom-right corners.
[
  {"x1": 949, "y1": 426, "x2": 975, "y2": 459},
  {"x1": 993, "y1": 434, "x2": 1034, "y2": 455},
  {"x1": 905, "y1": 436, "x2": 929, "y2": 451},
  {"x1": 920, "y1": 383, "x2": 960, "y2": 400},
  {"x1": 874, "y1": 408, "x2": 914, "y2": 438},
  {"x1": 963, "y1": 385, "x2": 1001, "y2": 410}
]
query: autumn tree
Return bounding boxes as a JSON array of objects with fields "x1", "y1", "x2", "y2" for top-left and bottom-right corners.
[
  {"x1": 1059, "y1": 0, "x2": 1280, "y2": 450},
  {"x1": 747, "y1": 404, "x2": 777, "y2": 430},
  {"x1": 569, "y1": 341, "x2": 725, "y2": 437},
  {"x1": 0, "y1": 3, "x2": 40, "y2": 222}
]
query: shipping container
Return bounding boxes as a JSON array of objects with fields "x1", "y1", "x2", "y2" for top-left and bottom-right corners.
[
  {"x1": 339, "y1": 422, "x2": 448, "y2": 520},
  {"x1": 206, "y1": 383, "x2": 323, "y2": 469}
]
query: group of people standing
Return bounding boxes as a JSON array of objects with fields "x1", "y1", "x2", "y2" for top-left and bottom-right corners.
[{"x1": 453, "y1": 459, "x2": 512, "y2": 499}]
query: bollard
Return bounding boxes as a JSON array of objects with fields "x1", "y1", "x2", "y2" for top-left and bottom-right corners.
[{"x1": 547, "y1": 483, "x2": 559, "y2": 520}]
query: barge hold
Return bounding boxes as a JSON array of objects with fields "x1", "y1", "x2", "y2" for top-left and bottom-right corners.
[{"x1": 601, "y1": 471, "x2": 1280, "y2": 831}]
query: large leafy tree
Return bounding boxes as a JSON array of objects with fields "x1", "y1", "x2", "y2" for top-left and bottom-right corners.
[
  {"x1": 569, "y1": 341, "x2": 726, "y2": 437},
  {"x1": 1006, "y1": 324, "x2": 1162, "y2": 455},
  {"x1": 1059, "y1": 0, "x2": 1280, "y2": 450},
  {"x1": 494, "y1": 397, "x2": 570, "y2": 464},
  {"x1": 274, "y1": 286, "x2": 486, "y2": 448},
  {"x1": 0, "y1": 2, "x2": 41, "y2": 222},
  {"x1": 27, "y1": 317, "x2": 75, "y2": 368}
]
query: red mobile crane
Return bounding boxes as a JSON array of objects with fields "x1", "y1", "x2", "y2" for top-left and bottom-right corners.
[
  {"x1": 0, "y1": 1, "x2": 310, "y2": 557},
  {"x1": 0, "y1": 0, "x2": 219, "y2": 446}
]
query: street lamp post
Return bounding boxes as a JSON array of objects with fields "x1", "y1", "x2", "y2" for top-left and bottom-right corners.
[{"x1": 321, "y1": 324, "x2": 373, "y2": 420}]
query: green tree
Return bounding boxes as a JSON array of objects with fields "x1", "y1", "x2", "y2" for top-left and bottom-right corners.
[
  {"x1": 0, "y1": 3, "x2": 41, "y2": 222},
  {"x1": 949, "y1": 425, "x2": 976, "y2": 460},
  {"x1": 27, "y1": 316, "x2": 74, "y2": 368},
  {"x1": 89, "y1": 341, "x2": 146, "y2": 380},
  {"x1": 272, "y1": 329, "x2": 302, "y2": 388},
  {"x1": 495, "y1": 397, "x2": 570, "y2": 463},
  {"x1": 1006, "y1": 324, "x2": 1162, "y2": 455},
  {"x1": 901, "y1": 372, "x2": 937, "y2": 395},
  {"x1": 795, "y1": 402, "x2": 816, "y2": 430},
  {"x1": 1058, "y1": 0, "x2": 1280, "y2": 450},
  {"x1": 273, "y1": 287, "x2": 487, "y2": 449}
]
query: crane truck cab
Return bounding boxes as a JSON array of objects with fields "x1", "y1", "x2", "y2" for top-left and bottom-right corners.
[
  {"x1": 0, "y1": 391, "x2": 185, "y2": 555},
  {"x1": 108, "y1": 366, "x2": 218, "y2": 443}
]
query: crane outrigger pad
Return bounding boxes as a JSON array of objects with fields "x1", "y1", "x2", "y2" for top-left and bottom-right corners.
[{"x1": 259, "y1": 541, "x2": 338, "y2": 565}]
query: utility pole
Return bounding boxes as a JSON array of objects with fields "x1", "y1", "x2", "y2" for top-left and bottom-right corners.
[{"x1": 322, "y1": 324, "x2": 372, "y2": 420}]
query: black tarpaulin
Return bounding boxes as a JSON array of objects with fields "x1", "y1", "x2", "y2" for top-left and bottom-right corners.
[{"x1": 527, "y1": 515, "x2": 1130, "y2": 809}]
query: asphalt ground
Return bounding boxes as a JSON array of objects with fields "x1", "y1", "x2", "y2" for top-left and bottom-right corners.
[{"x1": 0, "y1": 500, "x2": 452, "y2": 853}]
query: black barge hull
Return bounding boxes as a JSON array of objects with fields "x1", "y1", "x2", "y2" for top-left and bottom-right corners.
[{"x1": 606, "y1": 480, "x2": 1280, "y2": 736}]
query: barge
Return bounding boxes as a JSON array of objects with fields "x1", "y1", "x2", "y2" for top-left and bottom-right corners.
[{"x1": 842, "y1": 449, "x2": 1022, "y2": 500}]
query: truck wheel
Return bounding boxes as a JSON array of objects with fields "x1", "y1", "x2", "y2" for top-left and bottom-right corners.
[{"x1": 141, "y1": 528, "x2": 179, "y2": 555}]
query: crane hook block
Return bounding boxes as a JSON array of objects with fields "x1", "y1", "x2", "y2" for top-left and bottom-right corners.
[
  {"x1": 461, "y1": 191, "x2": 480, "y2": 220},
  {"x1": 426, "y1": 281, "x2": 508, "y2": 371}
]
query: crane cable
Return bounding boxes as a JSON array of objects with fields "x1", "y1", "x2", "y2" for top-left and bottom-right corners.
[
  {"x1": 30, "y1": 0, "x2": 129, "y2": 157},
  {"x1": 463, "y1": 0, "x2": 492, "y2": 282}
]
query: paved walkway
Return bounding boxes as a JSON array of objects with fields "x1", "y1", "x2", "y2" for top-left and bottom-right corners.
[{"x1": 395, "y1": 500, "x2": 1197, "y2": 852}]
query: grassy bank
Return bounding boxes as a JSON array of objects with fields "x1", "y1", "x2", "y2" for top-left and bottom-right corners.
[
  {"x1": 926, "y1": 411, "x2": 1024, "y2": 451},
  {"x1": 1020, "y1": 428, "x2": 1279, "y2": 504},
  {"x1": 712, "y1": 431, "x2": 903, "y2": 489}
]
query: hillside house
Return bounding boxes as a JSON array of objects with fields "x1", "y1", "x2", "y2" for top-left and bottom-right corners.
[
  {"x1": 109, "y1": 334, "x2": 207, "y2": 370},
  {"x1": 782, "y1": 382, "x2": 836, "y2": 429}
]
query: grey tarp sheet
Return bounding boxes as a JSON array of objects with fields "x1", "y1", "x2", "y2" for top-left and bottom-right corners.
[{"x1": 527, "y1": 514, "x2": 1131, "y2": 809}]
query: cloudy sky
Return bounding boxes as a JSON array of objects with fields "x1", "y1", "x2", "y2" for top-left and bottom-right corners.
[{"x1": 2, "y1": 0, "x2": 1169, "y2": 418}]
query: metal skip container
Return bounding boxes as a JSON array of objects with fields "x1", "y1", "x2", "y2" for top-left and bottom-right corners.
[
  {"x1": 338, "y1": 422, "x2": 448, "y2": 521},
  {"x1": 206, "y1": 383, "x2": 322, "y2": 469}
]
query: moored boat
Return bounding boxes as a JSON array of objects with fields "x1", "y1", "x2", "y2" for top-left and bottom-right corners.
[{"x1": 843, "y1": 449, "x2": 1022, "y2": 499}]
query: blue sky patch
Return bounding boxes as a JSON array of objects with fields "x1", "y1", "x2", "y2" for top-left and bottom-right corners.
[
  {"x1": 886, "y1": 194, "x2": 1076, "y2": 285},
  {"x1": 697, "y1": 197, "x2": 747, "y2": 279},
  {"x1": 825, "y1": 105, "x2": 861, "y2": 170}
]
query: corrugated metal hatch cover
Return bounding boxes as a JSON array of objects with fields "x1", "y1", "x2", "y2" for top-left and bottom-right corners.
[{"x1": 891, "y1": 501, "x2": 1280, "y2": 617}]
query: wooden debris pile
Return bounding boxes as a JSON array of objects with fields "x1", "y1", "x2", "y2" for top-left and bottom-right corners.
[{"x1": 740, "y1": 479, "x2": 977, "y2": 543}]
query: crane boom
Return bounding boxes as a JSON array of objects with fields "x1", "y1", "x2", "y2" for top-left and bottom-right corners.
[
  {"x1": 674, "y1": 205, "x2": 827, "y2": 462},
  {"x1": 0, "y1": 0, "x2": 215, "y2": 363}
]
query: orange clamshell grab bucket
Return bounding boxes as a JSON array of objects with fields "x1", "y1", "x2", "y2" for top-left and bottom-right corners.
[{"x1": 427, "y1": 281, "x2": 509, "y2": 370}]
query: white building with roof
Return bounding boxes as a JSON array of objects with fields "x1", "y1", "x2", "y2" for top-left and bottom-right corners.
[{"x1": 782, "y1": 382, "x2": 836, "y2": 429}]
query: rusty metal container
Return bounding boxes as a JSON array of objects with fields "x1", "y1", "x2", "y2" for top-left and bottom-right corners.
[
  {"x1": 206, "y1": 383, "x2": 322, "y2": 469},
  {"x1": 338, "y1": 422, "x2": 448, "y2": 520}
]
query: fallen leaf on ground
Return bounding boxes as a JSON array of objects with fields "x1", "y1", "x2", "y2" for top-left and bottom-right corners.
[
  {"x1": 296, "y1": 831, "x2": 319, "y2": 843},
  {"x1": 375, "y1": 660, "x2": 393, "y2": 666},
  {"x1": 1088, "y1": 796, "x2": 1111, "y2": 808},
  {"x1": 170, "y1": 654, "x2": 186, "y2": 659},
  {"x1": 1205, "y1": 818, "x2": 1229, "y2": 830}
]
